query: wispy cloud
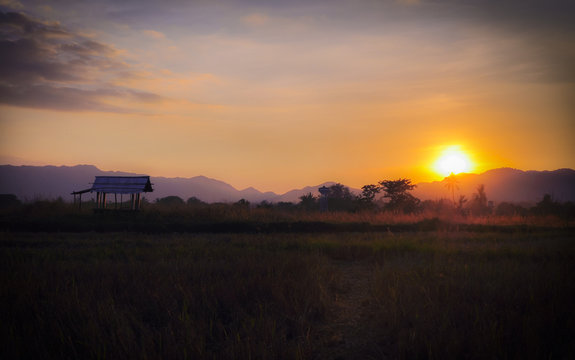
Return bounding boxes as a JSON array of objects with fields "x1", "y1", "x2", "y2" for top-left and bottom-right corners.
[
  {"x1": 142, "y1": 29, "x2": 165, "y2": 39},
  {"x1": 0, "y1": 0, "x2": 23, "y2": 10},
  {"x1": 241, "y1": 13, "x2": 269, "y2": 27},
  {"x1": 0, "y1": 9, "x2": 164, "y2": 112}
]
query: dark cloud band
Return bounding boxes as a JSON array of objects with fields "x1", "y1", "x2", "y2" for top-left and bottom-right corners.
[{"x1": 0, "y1": 10, "x2": 162, "y2": 112}]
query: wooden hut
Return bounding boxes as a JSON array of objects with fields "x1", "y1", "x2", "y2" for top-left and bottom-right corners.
[{"x1": 72, "y1": 176, "x2": 153, "y2": 211}]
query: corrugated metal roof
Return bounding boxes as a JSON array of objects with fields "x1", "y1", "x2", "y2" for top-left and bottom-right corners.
[{"x1": 91, "y1": 176, "x2": 153, "y2": 194}]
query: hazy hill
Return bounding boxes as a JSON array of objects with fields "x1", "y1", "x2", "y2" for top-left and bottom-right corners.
[
  {"x1": 413, "y1": 168, "x2": 575, "y2": 203},
  {"x1": 0, "y1": 165, "x2": 136, "y2": 201},
  {"x1": 0, "y1": 165, "x2": 261, "y2": 203},
  {"x1": 1, "y1": 165, "x2": 573, "y2": 204},
  {"x1": 0, "y1": 165, "x2": 354, "y2": 203}
]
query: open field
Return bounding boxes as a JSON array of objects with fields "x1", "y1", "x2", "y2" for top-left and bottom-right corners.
[
  {"x1": 1, "y1": 230, "x2": 574, "y2": 359},
  {"x1": 1, "y1": 200, "x2": 574, "y2": 233}
]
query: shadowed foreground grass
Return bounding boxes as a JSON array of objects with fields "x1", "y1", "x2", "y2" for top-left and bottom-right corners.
[
  {"x1": 369, "y1": 233, "x2": 575, "y2": 359},
  {"x1": 1, "y1": 233, "x2": 336, "y2": 359},
  {"x1": 1, "y1": 231, "x2": 574, "y2": 359}
]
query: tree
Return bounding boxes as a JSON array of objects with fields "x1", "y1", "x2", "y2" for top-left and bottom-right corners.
[
  {"x1": 469, "y1": 184, "x2": 489, "y2": 216},
  {"x1": 155, "y1": 196, "x2": 185, "y2": 207},
  {"x1": 379, "y1": 178, "x2": 420, "y2": 213},
  {"x1": 531, "y1": 195, "x2": 575, "y2": 219},
  {"x1": 327, "y1": 183, "x2": 353, "y2": 200},
  {"x1": 298, "y1": 192, "x2": 317, "y2": 210},
  {"x1": 187, "y1": 197, "x2": 206, "y2": 207},
  {"x1": 532, "y1": 194, "x2": 560, "y2": 216},
  {"x1": 496, "y1": 202, "x2": 527, "y2": 217},
  {"x1": 256, "y1": 200, "x2": 274, "y2": 209},
  {"x1": 326, "y1": 183, "x2": 356, "y2": 211},
  {"x1": 233, "y1": 198, "x2": 250, "y2": 209},
  {"x1": 443, "y1": 173, "x2": 459, "y2": 205},
  {"x1": 359, "y1": 184, "x2": 381, "y2": 204},
  {"x1": 456, "y1": 195, "x2": 468, "y2": 214}
]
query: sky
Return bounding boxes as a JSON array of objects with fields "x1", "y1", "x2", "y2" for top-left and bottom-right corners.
[{"x1": 1, "y1": 0, "x2": 574, "y2": 193}]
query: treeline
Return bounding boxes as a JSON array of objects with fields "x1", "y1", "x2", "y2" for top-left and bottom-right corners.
[
  {"x1": 294, "y1": 180, "x2": 575, "y2": 218},
  {"x1": 1, "y1": 177, "x2": 574, "y2": 220},
  {"x1": 123, "y1": 179, "x2": 575, "y2": 219}
]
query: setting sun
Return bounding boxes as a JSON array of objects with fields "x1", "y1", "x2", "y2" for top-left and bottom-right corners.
[{"x1": 433, "y1": 146, "x2": 473, "y2": 178}]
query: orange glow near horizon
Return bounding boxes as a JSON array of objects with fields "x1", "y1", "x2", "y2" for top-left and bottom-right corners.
[
  {"x1": 0, "y1": 2, "x2": 574, "y2": 194},
  {"x1": 433, "y1": 146, "x2": 474, "y2": 178}
]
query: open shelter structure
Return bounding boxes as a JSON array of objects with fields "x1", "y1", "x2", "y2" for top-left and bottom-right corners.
[{"x1": 72, "y1": 176, "x2": 153, "y2": 211}]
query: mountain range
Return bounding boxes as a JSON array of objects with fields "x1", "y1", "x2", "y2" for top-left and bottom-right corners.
[
  {"x1": 412, "y1": 168, "x2": 575, "y2": 204},
  {"x1": 0, "y1": 164, "x2": 574, "y2": 204},
  {"x1": 0, "y1": 165, "x2": 344, "y2": 203}
]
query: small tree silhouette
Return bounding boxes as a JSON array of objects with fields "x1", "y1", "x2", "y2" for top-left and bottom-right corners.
[
  {"x1": 233, "y1": 199, "x2": 250, "y2": 209},
  {"x1": 470, "y1": 184, "x2": 489, "y2": 216},
  {"x1": 532, "y1": 194, "x2": 560, "y2": 215},
  {"x1": 156, "y1": 196, "x2": 185, "y2": 207},
  {"x1": 187, "y1": 197, "x2": 206, "y2": 207},
  {"x1": 298, "y1": 192, "x2": 317, "y2": 210},
  {"x1": 379, "y1": 178, "x2": 420, "y2": 213},
  {"x1": 359, "y1": 184, "x2": 381, "y2": 206},
  {"x1": 443, "y1": 173, "x2": 459, "y2": 205},
  {"x1": 326, "y1": 183, "x2": 355, "y2": 211}
]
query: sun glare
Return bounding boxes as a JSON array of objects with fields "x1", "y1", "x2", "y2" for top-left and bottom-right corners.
[{"x1": 433, "y1": 146, "x2": 473, "y2": 178}]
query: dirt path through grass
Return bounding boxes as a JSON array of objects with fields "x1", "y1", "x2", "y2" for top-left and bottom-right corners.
[{"x1": 314, "y1": 260, "x2": 385, "y2": 359}]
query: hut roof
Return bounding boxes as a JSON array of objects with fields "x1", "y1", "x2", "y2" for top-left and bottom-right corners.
[{"x1": 90, "y1": 176, "x2": 153, "y2": 194}]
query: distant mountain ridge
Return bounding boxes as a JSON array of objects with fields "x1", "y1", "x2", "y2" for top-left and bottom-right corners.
[
  {"x1": 0, "y1": 165, "x2": 573, "y2": 204},
  {"x1": 413, "y1": 167, "x2": 575, "y2": 203},
  {"x1": 0, "y1": 164, "x2": 349, "y2": 203}
]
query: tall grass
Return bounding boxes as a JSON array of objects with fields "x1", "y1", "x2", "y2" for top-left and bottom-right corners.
[
  {"x1": 0, "y1": 233, "x2": 336, "y2": 359},
  {"x1": 1, "y1": 231, "x2": 574, "y2": 359},
  {"x1": 369, "y1": 232, "x2": 575, "y2": 359},
  {"x1": 2, "y1": 199, "x2": 573, "y2": 233}
]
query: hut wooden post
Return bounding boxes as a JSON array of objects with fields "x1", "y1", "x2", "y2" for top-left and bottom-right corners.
[{"x1": 71, "y1": 189, "x2": 90, "y2": 210}]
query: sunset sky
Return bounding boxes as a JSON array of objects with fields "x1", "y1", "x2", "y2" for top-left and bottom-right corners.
[{"x1": 1, "y1": 0, "x2": 574, "y2": 193}]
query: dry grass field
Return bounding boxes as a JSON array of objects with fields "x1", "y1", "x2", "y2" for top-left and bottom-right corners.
[{"x1": 2, "y1": 228, "x2": 574, "y2": 359}]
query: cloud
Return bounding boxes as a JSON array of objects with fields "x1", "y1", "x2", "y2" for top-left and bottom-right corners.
[
  {"x1": 0, "y1": 9, "x2": 163, "y2": 112},
  {"x1": 0, "y1": 83, "x2": 164, "y2": 112},
  {"x1": 241, "y1": 13, "x2": 269, "y2": 27},
  {"x1": 0, "y1": 38, "x2": 79, "y2": 82},
  {"x1": 459, "y1": 1, "x2": 575, "y2": 85},
  {"x1": 0, "y1": 85, "x2": 125, "y2": 112},
  {"x1": 0, "y1": 10, "x2": 68, "y2": 38},
  {"x1": 59, "y1": 39, "x2": 116, "y2": 57},
  {"x1": 142, "y1": 29, "x2": 165, "y2": 39},
  {"x1": 0, "y1": 0, "x2": 23, "y2": 10}
]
